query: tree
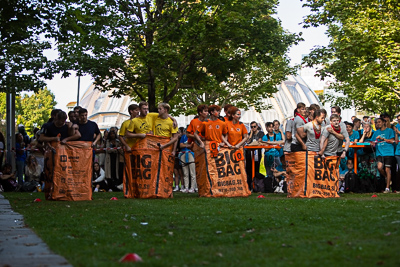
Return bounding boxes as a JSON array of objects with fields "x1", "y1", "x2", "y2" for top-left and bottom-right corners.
[
  {"x1": 0, "y1": 88, "x2": 56, "y2": 136},
  {"x1": 0, "y1": 0, "x2": 54, "y2": 94},
  {"x1": 49, "y1": 0, "x2": 299, "y2": 114},
  {"x1": 302, "y1": 0, "x2": 400, "y2": 117}
]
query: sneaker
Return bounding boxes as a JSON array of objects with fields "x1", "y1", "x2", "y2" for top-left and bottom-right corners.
[
  {"x1": 195, "y1": 188, "x2": 198, "y2": 192},
  {"x1": 188, "y1": 189, "x2": 195, "y2": 193},
  {"x1": 94, "y1": 188, "x2": 99, "y2": 192},
  {"x1": 108, "y1": 189, "x2": 113, "y2": 192},
  {"x1": 173, "y1": 186, "x2": 180, "y2": 192},
  {"x1": 183, "y1": 189, "x2": 189, "y2": 193},
  {"x1": 117, "y1": 184, "x2": 123, "y2": 190},
  {"x1": 384, "y1": 188, "x2": 390, "y2": 193},
  {"x1": 180, "y1": 187, "x2": 186, "y2": 192}
]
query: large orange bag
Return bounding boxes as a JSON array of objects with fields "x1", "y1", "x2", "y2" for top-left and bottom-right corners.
[
  {"x1": 193, "y1": 141, "x2": 251, "y2": 198},
  {"x1": 123, "y1": 135, "x2": 174, "y2": 199},
  {"x1": 44, "y1": 141, "x2": 93, "y2": 201},
  {"x1": 285, "y1": 151, "x2": 340, "y2": 198}
]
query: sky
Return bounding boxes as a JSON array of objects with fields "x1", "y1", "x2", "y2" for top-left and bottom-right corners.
[{"x1": 45, "y1": 1, "x2": 329, "y2": 110}]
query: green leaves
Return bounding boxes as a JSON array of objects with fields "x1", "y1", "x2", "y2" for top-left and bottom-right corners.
[
  {"x1": 303, "y1": 0, "x2": 400, "y2": 117},
  {"x1": 52, "y1": 0, "x2": 298, "y2": 114}
]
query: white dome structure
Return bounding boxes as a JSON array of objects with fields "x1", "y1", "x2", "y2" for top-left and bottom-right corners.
[{"x1": 78, "y1": 75, "x2": 322, "y2": 131}]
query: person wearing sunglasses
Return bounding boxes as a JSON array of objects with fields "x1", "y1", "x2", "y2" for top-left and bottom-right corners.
[{"x1": 244, "y1": 121, "x2": 264, "y2": 191}]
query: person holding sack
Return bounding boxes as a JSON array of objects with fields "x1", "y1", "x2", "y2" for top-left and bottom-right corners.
[
  {"x1": 194, "y1": 105, "x2": 229, "y2": 149},
  {"x1": 225, "y1": 107, "x2": 249, "y2": 149},
  {"x1": 296, "y1": 109, "x2": 326, "y2": 153}
]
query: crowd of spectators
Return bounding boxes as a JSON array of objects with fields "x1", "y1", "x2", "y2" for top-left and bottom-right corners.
[{"x1": 1, "y1": 102, "x2": 400, "y2": 195}]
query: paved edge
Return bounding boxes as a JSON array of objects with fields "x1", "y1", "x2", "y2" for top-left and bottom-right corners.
[{"x1": 0, "y1": 193, "x2": 73, "y2": 267}]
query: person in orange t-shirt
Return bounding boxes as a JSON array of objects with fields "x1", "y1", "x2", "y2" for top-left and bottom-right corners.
[
  {"x1": 225, "y1": 107, "x2": 248, "y2": 148},
  {"x1": 195, "y1": 105, "x2": 228, "y2": 148},
  {"x1": 186, "y1": 104, "x2": 208, "y2": 143}
]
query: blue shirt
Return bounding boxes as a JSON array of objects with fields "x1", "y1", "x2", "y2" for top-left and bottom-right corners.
[
  {"x1": 349, "y1": 130, "x2": 360, "y2": 142},
  {"x1": 179, "y1": 134, "x2": 190, "y2": 152},
  {"x1": 371, "y1": 128, "x2": 395, "y2": 157},
  {"x1": 395, "y1": 125, "x2": 400, "y2": 156},
  {"x1": 262, "y1": 133, "x2": 282, "y2": 158}
]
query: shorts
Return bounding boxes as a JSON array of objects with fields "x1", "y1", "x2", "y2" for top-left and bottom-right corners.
[
  {"x1": 174, "y1": 157, "x2": 182, "y2": 169},
  {"x1": 376, "y1": 156, "x2": 394, "y2": 167},
  {"x1": 291, "y1": 143, "x2": 304, "y2": 152}
]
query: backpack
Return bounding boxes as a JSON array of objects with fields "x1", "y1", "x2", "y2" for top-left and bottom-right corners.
[
  {"x1": 344, "y1": 171, "x2": 359, "y2": 193},
  {"x1": 253, "y1": 173, "x2": 266, "y2": 193},
  {"x1": 264, "y1": 175, "x2": 278, "y2": 193},
  {"x1": 21, "y1": 180, "x2": 38, "y2": 192}
]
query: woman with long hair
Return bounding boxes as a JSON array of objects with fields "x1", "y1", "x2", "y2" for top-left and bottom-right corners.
[
  {"x1": 225, "y1": 107, "x2": 248, "y2": 149},
  {"x1": 92, "y1": 162, "x2": 108, "y2": 192}
]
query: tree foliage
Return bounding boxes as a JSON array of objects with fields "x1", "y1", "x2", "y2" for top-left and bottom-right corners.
[
  {"x1": 302, "y1": 0, "x2": 400, "y2": 117},
  {"x1": 0, "y1": 88, "x2": 56, "y2": 136},
  {"x1": 0, "y1": 0, "x2": 53, "y2": 94},
  {"x1": 49, "y1": 0, "x2": 299, "y2": 114}
]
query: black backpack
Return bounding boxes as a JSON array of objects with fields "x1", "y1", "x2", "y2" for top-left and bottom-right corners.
[
  {"x1": 253, "y1": 173, "x2": 266, "y2": 193},
  {"x1": 264, "y1": 175, "x2": 278, "y2": 193},
  {"x1": 344, "y1": 171, "x2": 359, "y2": 193}
]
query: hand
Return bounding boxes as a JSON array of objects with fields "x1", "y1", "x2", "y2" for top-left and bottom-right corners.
[
  {"x1": 199, "y1": 141, "x2": 205, "y2": 148},
  {"x1": 125, "y1": 145, "x2": 131, "y2": 152},
  {"x1": 60, "y1": 139, "x2": 67, "y2": 145},
  {"x1": 54, "y1": 136, "x2": 60, "y2": 142},
  {"x1": 147, "y1": 131, "x2": 154, "y2": 135},
  {"x1": 139, "y1": 133, "x2": 146, "y2": 139},
  {"x1": 327, "y1": 127, "x2": 334, "y2": 134},
  {"x1": 301, "y1": 143, "x2": 307, "y2": 151},
  {"x1": 341, "y1": 151, "x2": 346, "y2": 159}
]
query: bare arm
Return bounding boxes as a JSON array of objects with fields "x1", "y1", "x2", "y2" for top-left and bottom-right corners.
[
  {"x1": 194, "y1": 130, "x2": 204, "y2": 148},
  {"x1": 327, "y1": 127, "x2": 345, "y2": 140},
  {"x1": 234, "y1": 133, "x2": 249, "y2": 149},
  {"x1": 319, "y1": 135, "x2": 328, "y2": 156},
  {"x1": 279, "y1": 129, "x2": 286, "y2": 142},
  {"x1": 297, "y1": 127, "x2": 306, "y2": 139},
  {"x1": 160, "y1": 133, "x2": 179, "y2": 153},
  {"x1": 119, "y1": 135, "x2": 131, "y2": 151}
]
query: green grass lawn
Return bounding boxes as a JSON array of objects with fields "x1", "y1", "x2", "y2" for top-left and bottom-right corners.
[{"x1": 3, "y1": 191, "x2": 400, "y2": 267}]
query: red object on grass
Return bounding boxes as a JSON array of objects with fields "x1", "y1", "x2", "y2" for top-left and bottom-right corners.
[
  {"x1": 33, "y1": 198, "x2": 41, "y2": 202},
  {"x1": 371, "y1": 194, "x2": 378, "y2": 198},
  {"x1": 110, "y1": 197, "x2": 118, "y2": 200},
  {"x1": 257, "y1": 195, "x2": 265, "y2": 198},
  {"x1": 119, "y1": 253, "x2": 143, "y2": 262}
]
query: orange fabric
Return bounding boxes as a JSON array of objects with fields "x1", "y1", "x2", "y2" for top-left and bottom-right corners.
[
  {"x1": 198, "y1": 119, "x2": 227, "y2": 144},
  {"x1": 187, "y1": 118, "x2": 204, "y2": 143},
  {"x1": 124, "y1": 135, "x2": 174, "y2": 199},
  {"x1": 193, "y1": 141, "x2": 251, "y2": 198},
  {"x1": 44, "y1": 141, "x2": 93, "y2": 201},
  {"x1": 286, "y1": 151, "x2": 340, "y2": 198},
  {"x1": 225, "y1": 120, "x2": 248, "y2": 146}
]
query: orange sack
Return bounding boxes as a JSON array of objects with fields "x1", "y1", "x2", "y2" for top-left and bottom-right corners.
[
  {"x1": 44, "y1": 141, "x2": 93, "y2": 201},
  {"x1": 124, "y1": 135, "x2": 174, "y2": 199},
  {"x1": 193, "y1": 141, "x2": 251, "y2": 198},
  {"x1": 285, "y1": 151, "x2": 340, "y2": 198}
]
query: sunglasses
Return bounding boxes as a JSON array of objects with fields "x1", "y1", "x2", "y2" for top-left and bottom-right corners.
[{"x1": 251, "y1": 125, "x2": 257, "y2": 128}]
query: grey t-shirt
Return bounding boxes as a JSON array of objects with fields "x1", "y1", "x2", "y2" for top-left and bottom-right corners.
[
  {"x1": 322, "y1": 124, "x2": 349, "y2": 156},
  {"x1": 291, "y1": 116, "x2": 306, "y2": 145},
  {"x1": 283, "y1": 119, "x2": 293, "y2": 152},
  {"x1": 303, "y1": 122, "x2": 322, "y2": 152}
]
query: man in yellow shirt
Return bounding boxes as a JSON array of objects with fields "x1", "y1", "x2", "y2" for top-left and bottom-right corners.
[
  {"x1": 119, "y1": 104, "x2": 139, "y2": 151},
  {"x1": 125, "y1": 102, "x2": 177, "y2": 145}
]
